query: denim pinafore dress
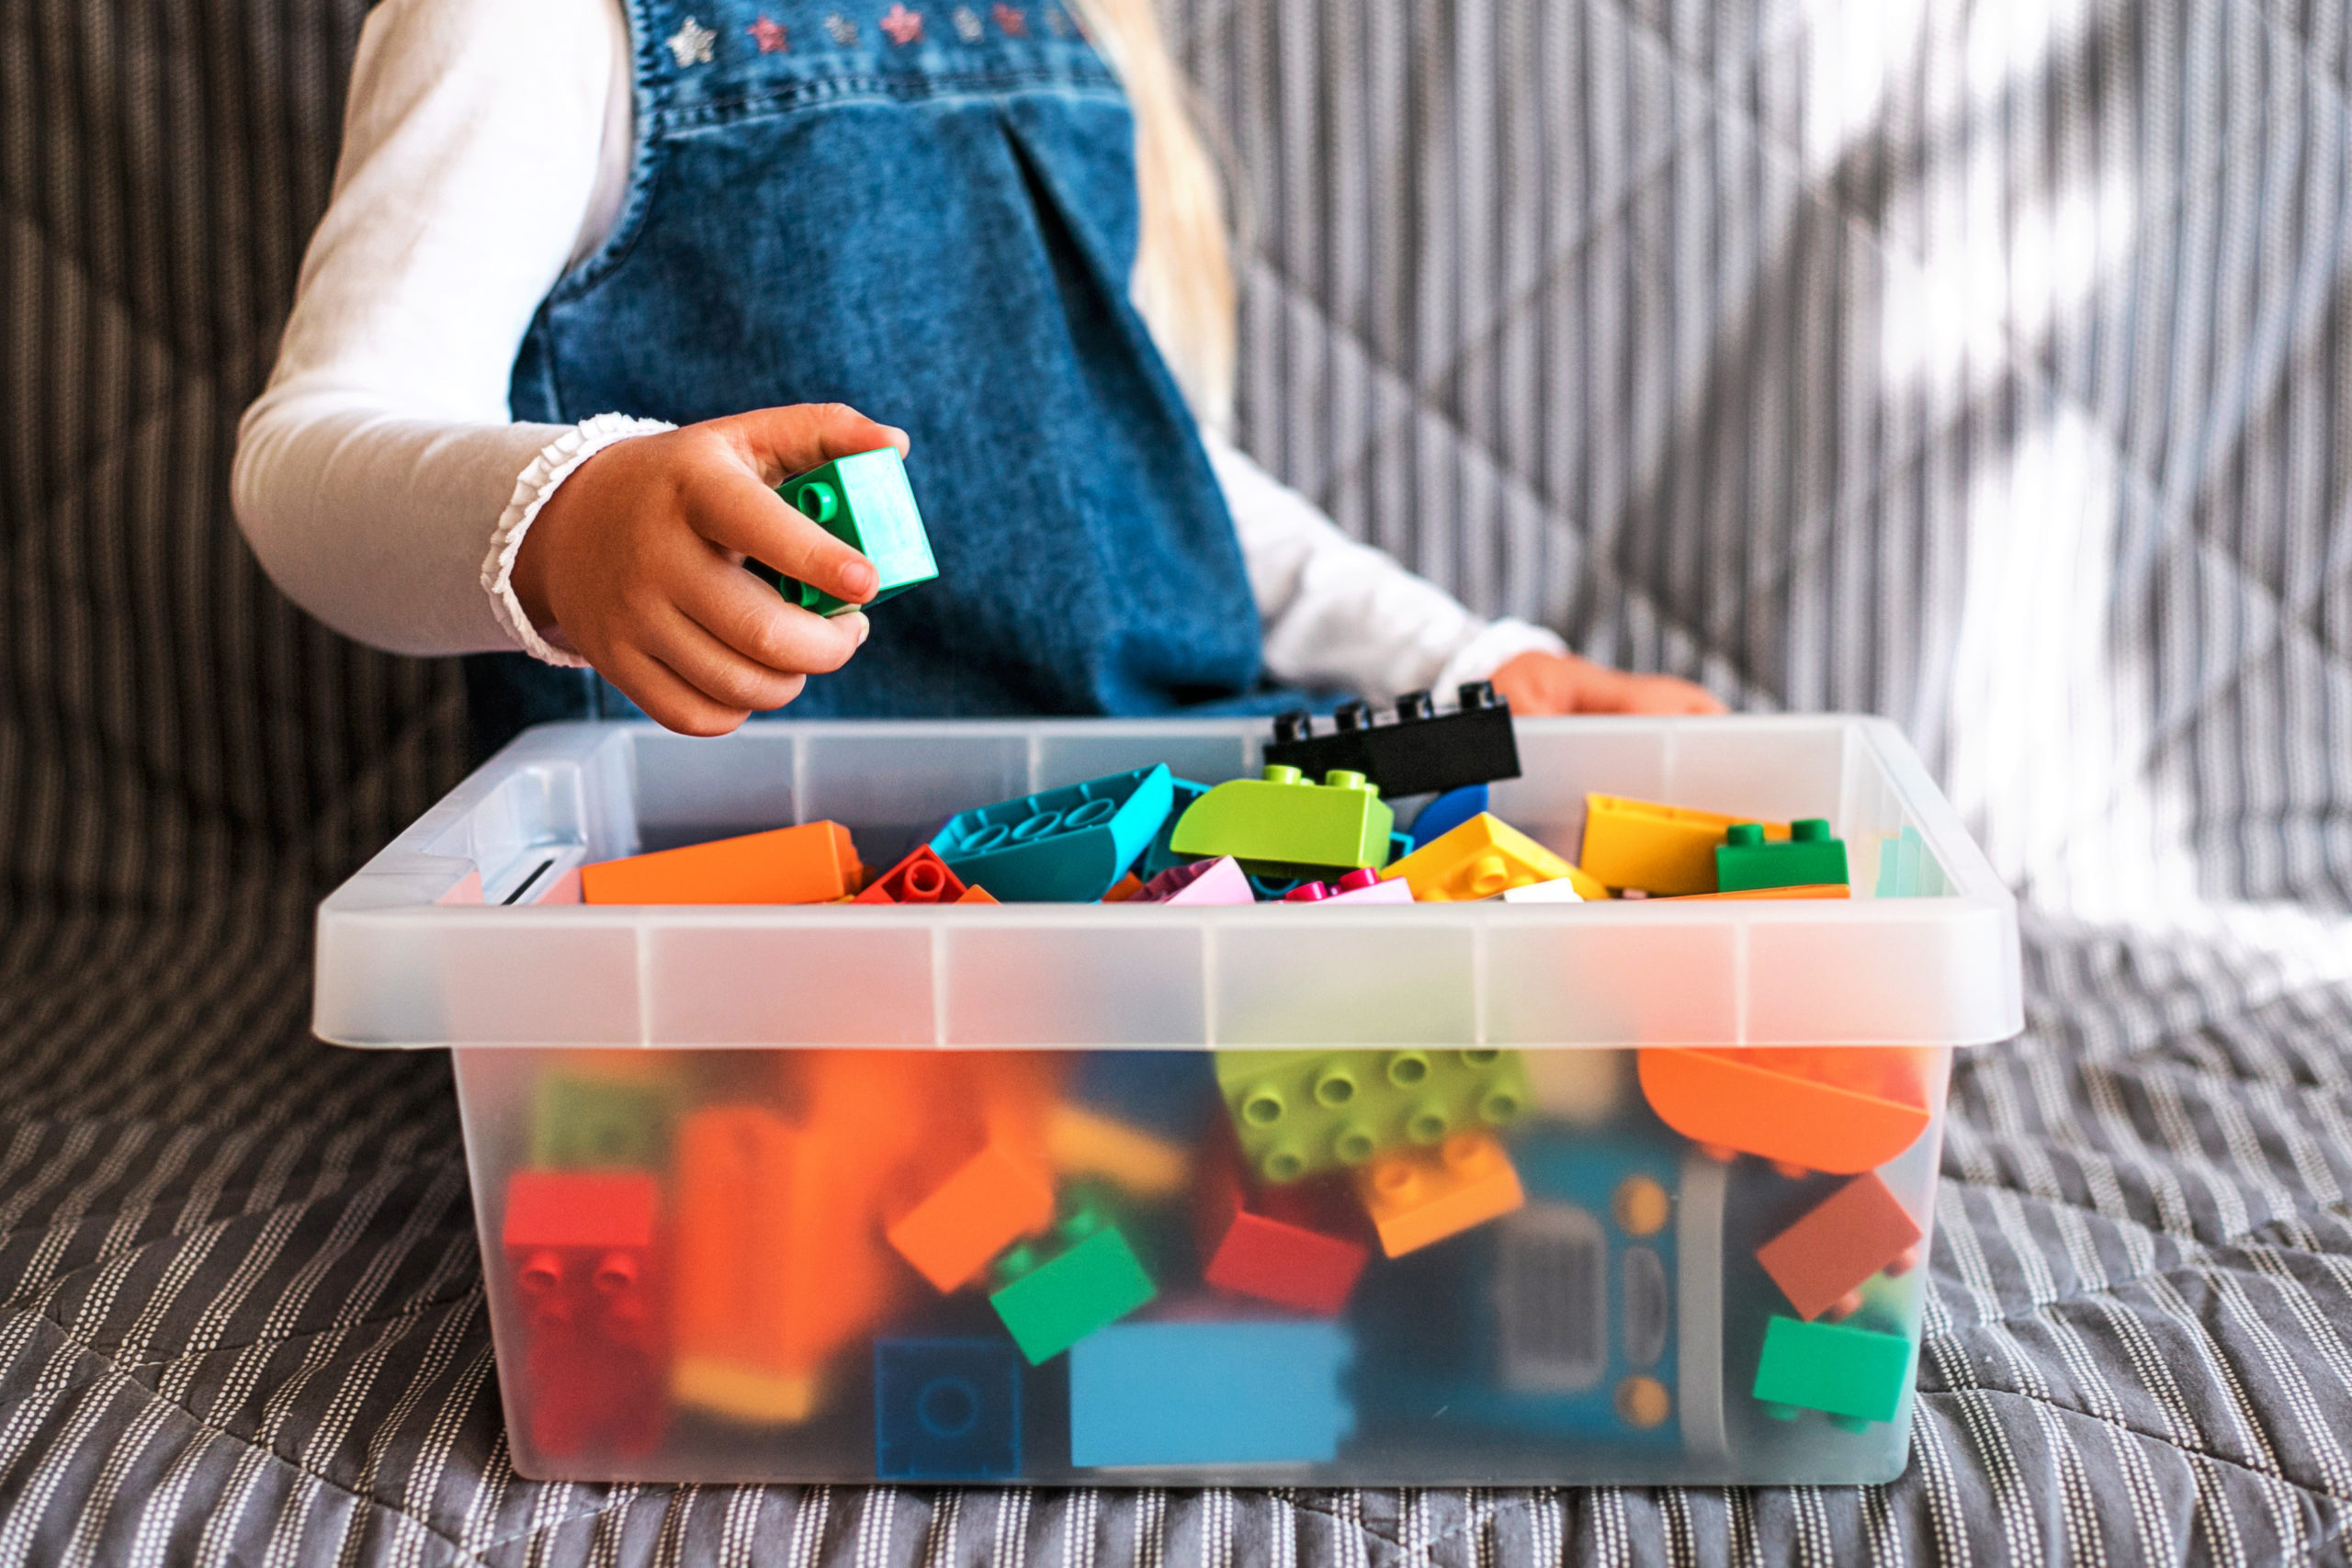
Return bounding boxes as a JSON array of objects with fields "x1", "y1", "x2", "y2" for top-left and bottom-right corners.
[{"x1": 467, "y1": 0, "x2": 1264, "y2": 748}]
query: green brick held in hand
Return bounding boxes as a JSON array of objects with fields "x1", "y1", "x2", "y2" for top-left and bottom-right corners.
[
  {"x1": 988, "y1": 1210, "x2": 1157, "y2": 1364},
  {"x1": 528, "y1": 1072, "x2": 679, "y2": 1170},
  {"x1": 1751, "y1": 1315, "x2": 1914, "y2": 1425},
  {"x1": 1213, "y1": 1048, "x2": 1534, "y2": 1184},
  {"x1": 1168, "y1": 765, "x2": 1396, "y2": 871},
  {"x1": 1715, "y1": 818, "x2": 1849, "y2": 892},
  {"x1": 769, "y1": 446, "x2": 938, "y2": 616}
]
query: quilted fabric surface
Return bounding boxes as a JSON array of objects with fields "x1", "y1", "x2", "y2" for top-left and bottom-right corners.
[{"x1": 6, "y1": 0, "x2": 2352, "y2": 1562}]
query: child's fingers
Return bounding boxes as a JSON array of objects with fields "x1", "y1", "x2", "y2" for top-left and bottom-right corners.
[
  {"x1": 718, "y1": 402, "x2": 910, "y2": 485},
  {"x1": 642, "y1": 602, "x2": 813, "y2": 713},
  {"x1": 675, "y1": 560, "x2": 869, "y2": 677},
  {"x1": 597, "y1": 643, "x2": 756, "y2": 738},
  {"x1": 687, "y1": 468, "x2": 881, "y2": 607},
  {"x1": 1627, "y1": 674, "x2": 1726, "y2": 716}
]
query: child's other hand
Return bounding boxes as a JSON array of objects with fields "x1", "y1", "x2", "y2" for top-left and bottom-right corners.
[
  {"x1": 513, "y1": 405, "x2": 909, "y2": 736},
  {"x1": 1488, "y1": 650, "x2": 1726, "y2": 716}
]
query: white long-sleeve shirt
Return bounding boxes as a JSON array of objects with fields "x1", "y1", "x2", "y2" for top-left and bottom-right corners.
[{"x1": 232, "y1": 0, "x2": 1566, "y2": 699}]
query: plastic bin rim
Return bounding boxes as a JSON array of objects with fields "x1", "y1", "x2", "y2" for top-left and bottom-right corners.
[{"x1": 317, "y1": 713, "x2": 2023, "y2": 1051}]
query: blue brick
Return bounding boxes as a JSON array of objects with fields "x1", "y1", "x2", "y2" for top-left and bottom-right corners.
[
  {"x1": 874, "y1": 1339, "x2": 1022, "y2": 1480},
  {"x1": 1069, "y1": 1321, "x2": 1354, "y2": 1468},
  {"x1": 1409, "y1": 784, "x2": 1488, "y2": 851},
  {"x1": 1069, "y1": 1051, "x2": 1218, "y2": 1143}
]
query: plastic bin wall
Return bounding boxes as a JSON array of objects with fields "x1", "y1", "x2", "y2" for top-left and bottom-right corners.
[{"x1": 317, "y1": 716, "x2": 2018, "y2": 1484}]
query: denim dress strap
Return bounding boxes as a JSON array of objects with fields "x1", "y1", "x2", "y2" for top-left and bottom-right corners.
[{"x1": 467, "y1": 0, "x2": 1265, "y2": 750}]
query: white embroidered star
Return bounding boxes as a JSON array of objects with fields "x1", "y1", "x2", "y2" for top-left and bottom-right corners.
[
  {"x1": 952, "y1": 6, "x2": 984, "y2": 41},
  {"x1": 665, "y1": 17, "x2": 716, "y2": 65},
  {"x1": 823, "y1": 11, "x2": 859, "y2": 45},
  {"x1": 879, "y1": 3, "x2": 924, "y2": 44}
]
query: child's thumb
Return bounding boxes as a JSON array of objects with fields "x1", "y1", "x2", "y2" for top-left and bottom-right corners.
[{"x1": 724, "y1": 402, "x2": 910, "y2": 481}]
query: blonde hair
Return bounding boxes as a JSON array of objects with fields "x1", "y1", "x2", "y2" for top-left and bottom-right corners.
[{"x1": 1065, "y1": 0, "x2": 1238, "y2": 439}]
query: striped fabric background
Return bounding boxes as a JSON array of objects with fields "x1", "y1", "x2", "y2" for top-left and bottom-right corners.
[{"x1": 5, "y1": 0, "x2": 2352, "y2": 1561}]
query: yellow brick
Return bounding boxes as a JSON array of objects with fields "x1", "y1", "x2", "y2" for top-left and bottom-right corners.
[
  {"x1": 1578, "y1": 795, "x2": 1790, "y2": 897},
  {"x1": 1377, "y1": 814, "x2": 1602, "y2": 901},
  {"x1": 1046, "y1": 1104, "x2": 1190, "y2": 1197},
  {"x1": 673, "y1": 1356, "x2": 822, "y2": 1425}
]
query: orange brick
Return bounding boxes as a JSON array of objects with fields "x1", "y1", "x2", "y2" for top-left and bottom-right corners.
[
  {"x1": 1351, "y1": 1132, "x2": 1524, "y2": 1257},
  {"x1": 1637, "y1": 1046, "x2": 1935, "y2": 1174},
  {"x1": 582, "y1": 821, "x2": 865, "y2": 905},
  {"x1": 886, "y1": 1141, "x2": 1057, "y2": 1291},
  {"x1": 673, "y1": 1102, "x2": 906, "y2": 1422}
]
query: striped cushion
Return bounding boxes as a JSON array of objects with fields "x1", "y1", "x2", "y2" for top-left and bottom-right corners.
[{"x1": 4, "y1": 0, "x2": 2350, "y2": 1560}]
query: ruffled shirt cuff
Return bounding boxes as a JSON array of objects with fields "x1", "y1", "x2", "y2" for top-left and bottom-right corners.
[{"x1": 481, "y1": 412, "x2": 676, "y2": 667}]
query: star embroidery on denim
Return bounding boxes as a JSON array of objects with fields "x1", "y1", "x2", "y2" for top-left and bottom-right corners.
[
  {"x1": 665, "y1": 16, "x2": 717, "y2": 65},
  {"x1": 991, "y1": 3, "x2": 1026, "y2": 35},
  {"x1": 952, "y1": 6, "x2": 984, "y2": 41},
  {"x1": 823, "y1": 12, "x2": 859, "y2": 45},
  {"x1": 879, "y1": 3, "x2": 924, "y2": 44},
  {"x1": 748, "y1": 15, "x2": 790, "y2": 51}
]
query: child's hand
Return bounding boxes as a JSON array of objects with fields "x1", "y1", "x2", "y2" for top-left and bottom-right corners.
[
  {"x1": 513, "y1": 405, "x2": 909, "y2": 736},
  {"x1": 1488, "y1": 650, "x2": 1725, "y2": 716}
]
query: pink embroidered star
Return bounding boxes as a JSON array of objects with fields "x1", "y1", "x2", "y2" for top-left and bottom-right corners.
[
  {"x1": 748, "y1": 15, "x2": 790, "y2": 51},
  {"x1": 991, "y1": 4, "x2": 1026, "y2": 36},
  {"x1": 879, "y1": 3, "x2": 924, "y2": 44}
]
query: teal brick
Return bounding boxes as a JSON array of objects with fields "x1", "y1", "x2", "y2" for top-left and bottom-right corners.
[
  {"x1": 930, "y1": 765, "x2": 1175, "y2": 903},
  {"x1": 1751, "y1": 1315, "x2": 1914, "y2": 1425},
  {"x1": 1213, "y1": 1048, "x2": 1533, "y2": 1184},
  {"x1": 771, "y1": 446, "x2": 938, "y2": 616},
  {"x1": 1716, "y1": 818, "x2": 1849, "y2": 892}
]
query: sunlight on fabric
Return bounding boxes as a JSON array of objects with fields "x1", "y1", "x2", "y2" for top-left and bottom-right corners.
[
  {"x1": 1797, "y1": 0, "x2": 1929, "y2": 173},
  {"x1": 2006, "y1": 173, "x2": 2137, "y2": 348},
  {"x1": 1944, "y1": 402, "x2": 2163, "y2": 917},
  {"x1": 1802, "y1": 0, "x2": 2131, "y2": 394}
]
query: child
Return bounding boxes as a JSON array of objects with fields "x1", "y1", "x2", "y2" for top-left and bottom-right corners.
[{"x1": 234, "y1": 0, "x2": 1720, "y2": 743}]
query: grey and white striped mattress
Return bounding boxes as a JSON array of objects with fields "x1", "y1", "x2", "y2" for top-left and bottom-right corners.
[{"x1": 6, "y1": 0, "x2": 2352, "y2": 1561}]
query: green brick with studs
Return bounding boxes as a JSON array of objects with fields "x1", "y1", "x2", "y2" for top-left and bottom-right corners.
[
  {"x1": 768, "y1": 446, "x2": 939, "y2": 616},
  {"x1": 1715, "y1": 817, "x2": 1849, "y2": 892},
  {"x1": 988, "y1": 1192, "x2": 1159, "y2": 1364},
  {"x1": 1212, "y1": 1048, "x2": 1534, "y2": 1185},
  {"x1": 528, "y1": 1072, "x2": 682, "y2": 1170}
]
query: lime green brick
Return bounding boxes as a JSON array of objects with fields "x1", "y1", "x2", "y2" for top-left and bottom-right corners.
[
  {"x1": 1716, "y1": 818, "x2": 1849, "y2": 892},
  {"x1": 528, "y1": 1072, "x2": 678, "y2": 1170},
  {"x1": 1168, "y1": 765, "x2": 1396, "y2": 871},
  {"x1": 1751, "y1": 1315, "x2": 1914, "y2": 1425},
  {"x1": 989, "y1": 1214, "x2": 1157, "y2": 1365},
  {"x1": 772, "y1": 446, "x2": 938, "y2": 616},
  {"x1": 1213, "y1": 1048, "x2": 1533, "y2": 1184}
]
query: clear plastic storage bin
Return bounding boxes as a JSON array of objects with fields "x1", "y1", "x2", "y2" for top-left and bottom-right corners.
[{"x1": 316, "y1": 716, "x2": 2020, "y2": 1485}]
